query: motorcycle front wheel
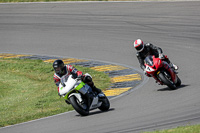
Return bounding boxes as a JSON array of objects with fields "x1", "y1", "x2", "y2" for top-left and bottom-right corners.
[
  {"x1": 175, "y1": 75, "x2": 181, "y2": 87},
  {"x1": 158, "y1": 72, "x2": 176, "y2": 90},
  {"x1": 69, "y1": 95, "x2": 89, "y2": 116}
]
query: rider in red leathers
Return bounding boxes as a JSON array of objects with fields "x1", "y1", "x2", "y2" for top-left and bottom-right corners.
[
  {"x1": 53, "y1": 60, "x2": 102, "y2": 96},
  {"x1": 133, "y1": 39, "x2": 178, "y2": 77}
]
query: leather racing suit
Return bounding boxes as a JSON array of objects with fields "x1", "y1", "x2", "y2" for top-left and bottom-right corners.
[
  {"x1": 53, "y1": 65, "x2": 102, "y2": 95},
  {"x1": 136, "y1": 43, "x2": 172, "y2": 71}
]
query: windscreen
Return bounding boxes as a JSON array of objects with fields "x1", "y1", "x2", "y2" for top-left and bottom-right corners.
[
  {"x1": 60, "y1": 75, "x2": 69, "y2": 84},
  {"x1": 144, "y1": 55, "x2": 154, "y2": 66}
]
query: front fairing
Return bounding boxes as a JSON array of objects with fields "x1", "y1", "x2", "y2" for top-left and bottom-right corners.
[
  {"x1": 144, "y1": 55, "x2": 163, "y2": 75},
  {"x1": 144, "y1": 56, "x2": 156, "y2": 74},
  {"x1": 74, "y1": 82, "x2": 92, "y2": 95}
]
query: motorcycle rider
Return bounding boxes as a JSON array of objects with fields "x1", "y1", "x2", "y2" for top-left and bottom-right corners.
[
  {"x1": 133, "y1": 39, "x2": 178, "y2": 77},
  {"x1": 53, "y1": 59, "x2": 102, "y2": 97}
]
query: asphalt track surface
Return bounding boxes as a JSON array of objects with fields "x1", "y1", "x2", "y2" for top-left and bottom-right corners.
[{"x1": 1, "y1": 1, "x2": 200, "y2": 133}]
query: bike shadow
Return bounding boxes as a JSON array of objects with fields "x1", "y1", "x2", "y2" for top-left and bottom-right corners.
[
  {"x1": 157, "y1": 84, "x2": 189, "y2": 91},
  {"x1": 76, "y1": 108, "x2": 115, "y2": 117}
]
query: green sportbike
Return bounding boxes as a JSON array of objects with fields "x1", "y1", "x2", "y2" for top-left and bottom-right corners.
[{"x1": 58, "y1": 74, "x2": 110, "y2": 116}]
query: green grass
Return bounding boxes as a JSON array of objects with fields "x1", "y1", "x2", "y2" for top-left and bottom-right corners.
[
  {"x1": 0, "y1": 59, "x2": 199, "y2": 132},
  {"x1": 0, "y1": 58, "x2": 111, "y2": 127},
  {"x1": 143, "y1": 124, "x2": 200, "y2": 133},
  {"x1": 0, "y1": 0, "x2": 107, "y2": 3}
]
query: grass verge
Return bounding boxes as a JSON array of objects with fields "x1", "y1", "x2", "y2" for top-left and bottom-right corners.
[
  {"x1": 0, "y1": 0, "x2": 106, "y2": 3},
  {"x1": 143, "y1": 124, "x2": 200, "y2": 133},
  {"x1": 0, "y1": 0, "x2": 142, "y2": 3},
  {"x1": 0, "y1": 58, "x2": 111, "y2": 127}
]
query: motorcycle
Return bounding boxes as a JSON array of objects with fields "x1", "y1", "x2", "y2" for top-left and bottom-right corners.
[
  {"x1": 58, "y1": 73, "x2": 110, "y2": 116},
  {"x1": 144, "y1": 55, "x2": 181, "y2": 89}
]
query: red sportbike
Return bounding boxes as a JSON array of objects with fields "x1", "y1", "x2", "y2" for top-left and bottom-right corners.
[{"x1": 144, "y1": 55, "x2": 181, "y2": 89}]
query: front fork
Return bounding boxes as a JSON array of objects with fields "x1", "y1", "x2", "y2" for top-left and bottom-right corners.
[{"x1": 153, "y1": 72, "x2": 164, "y2": 85}]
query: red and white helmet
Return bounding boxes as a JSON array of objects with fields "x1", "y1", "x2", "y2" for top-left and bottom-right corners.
[{"x1": 134, "y1": 39, "x2": 144, "y2": 52}]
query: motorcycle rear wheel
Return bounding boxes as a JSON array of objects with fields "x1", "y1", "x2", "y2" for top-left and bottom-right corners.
[
  {"x1": 158, "y1": 72, "x2": 176, "y2": 90},
  {"x1": 69, "y1": 95, "x2": 89, "y2": 116},
  {"x1": 98, "y1": 96, "x2": 110, "y2": 111}
]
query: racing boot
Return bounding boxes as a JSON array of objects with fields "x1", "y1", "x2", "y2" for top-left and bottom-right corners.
[
  {"x1": 92, "y1": 86, "x2": 105, "y2": 99},
  {"x1": 169, "y1": 63, "x2": 179, "y2": 74},
  {"x1": 164, "y1": 58, "x2": 178, "y2": 73},
  {"x1": 92, "y1": 85, "x2": 102, "y2": 94},
  {"x1": 85, "y1": 78, "x2": 102, "y2": 96},
  {"x1": 172, "y1": 64, "x2": 179, "y2": 70},
  {"x1": 83, "y1": 74, "x2": 105, "y2": 98}
]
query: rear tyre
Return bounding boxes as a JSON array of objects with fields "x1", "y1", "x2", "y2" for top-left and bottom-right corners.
[
  {"x1": 69, "y1": 95, "x2": 89, "y2": 116},
  {"x1": 98, "y1": 96, "x2": 110, "y2": 111},
  {"x1": 158, "y1": 72, "x2": 176, "y2": 89}
]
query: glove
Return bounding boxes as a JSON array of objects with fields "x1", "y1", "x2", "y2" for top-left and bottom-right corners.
[
  {"x1": 77, "y1": 71, "x2": 83, "y2": 79},
  {"x1": 144, "y1": 70, "x2": 151, "y2": 77},
  {"x1": 144, "y1": 70, "x2": 147, "y2": 75},
  {"x1": 159, "y1": 54, "x2": 164, "y2": 59}
]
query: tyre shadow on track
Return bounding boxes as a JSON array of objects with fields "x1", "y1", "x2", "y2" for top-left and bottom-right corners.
[
  {"x1": 157, "y1": 84, "x2": 190, "y2": 91},
  {"x1": 75, "y1": 108, "x2": 115, "y2": 117}
]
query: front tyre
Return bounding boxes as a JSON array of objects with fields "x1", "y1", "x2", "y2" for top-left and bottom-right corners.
[
  {"x1": 158, "y1": 72, "x2": 176, "y2": 90},
  {"x1": 69, "y1": 95, "x2": 89, "y2": 116},
  {"x1": 98, "y1": 96, "x2": 110, "y2": 111},
  {"x1": 175, "y1": 75, "x2": 181, "y2": 87}
]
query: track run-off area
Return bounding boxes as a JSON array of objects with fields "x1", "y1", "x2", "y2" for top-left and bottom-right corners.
[
  {"x1": 0, "y1": 53, "x2": 142, "y2": 97},
  {"x1": 1, "y1": 1, "x2": 200, "y2": 133}
]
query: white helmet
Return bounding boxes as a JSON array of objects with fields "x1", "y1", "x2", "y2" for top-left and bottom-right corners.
[{"x1": 134, "y1": 39, "x2": 144, "y2": 52}]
